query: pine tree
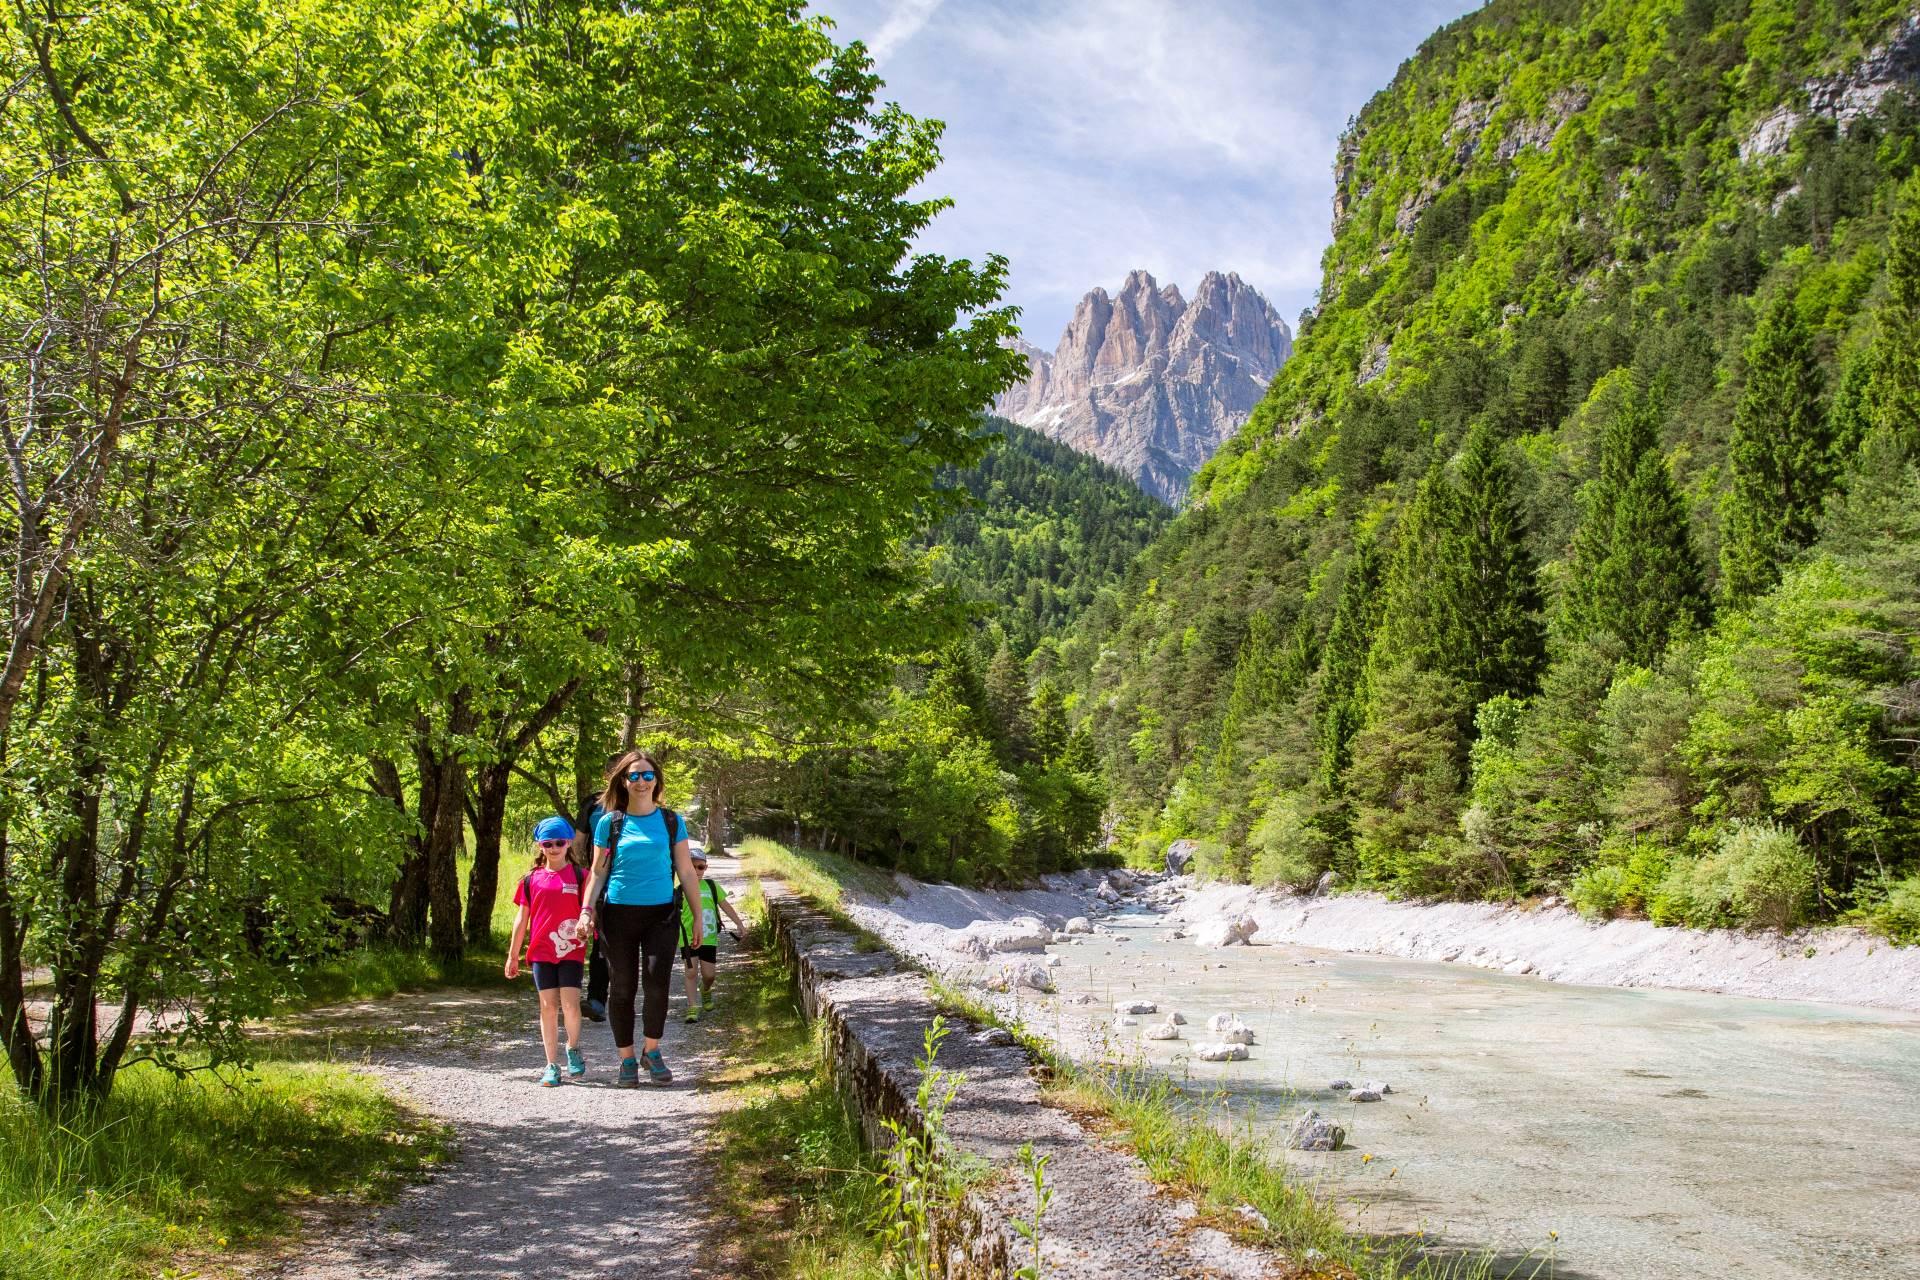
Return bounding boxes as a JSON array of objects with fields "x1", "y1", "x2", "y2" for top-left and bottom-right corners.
[
  {"x1": 1867, "y1": 175, "x2": 1920, "y2": 450},
  {"x1": 982, "y1": 644, "x2": 1032, "y2": 764},
  {"x1": 1316, "y1": 539, "x2": 1386, "y2": 793},
  {"x1": 1593, "y1": 450, "x2": 1710, "y2": 666},
  {"x1": 1366, "y1": 462, "x2": 1462, "y2": 678},
  {"x1": 1561, "y1": 381, "x2": 1659, "y2": 642},
  {"x1": 1028, "y1": 679, "x2": 1067, "y2": 763},
  {"x1": 1719, "y1": 294, "x2": 1830, "y2": 605},
  {"x1": 1440, "y1": 421, "x2": 1548, "y2": 704}
]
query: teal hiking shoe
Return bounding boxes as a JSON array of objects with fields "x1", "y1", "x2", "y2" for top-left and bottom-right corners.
[
  {"x1": 643, "y1": 1048, "x2": 673, "y2": 1085},
  {"x1": 566, "y1": 1047, "x2": 586, "y2": 1079},
  {"x1": 617, "y1": 1056, "x2": 641, "y2": 1088},
  {"x1": 540, "y1": 1063, "x2": 561, "y2": 1088}
]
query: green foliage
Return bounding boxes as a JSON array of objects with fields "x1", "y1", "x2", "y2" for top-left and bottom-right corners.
[
  {"x1": 1, "y1": 0, "x2": 1020, "y2": 1100},
  {"x1": 1654, "y1": 820, "x2": 1819, "y2": 930},
  {"x1": 927, "y1": 420, "x2": 1171, "y2": 657},
  {"x1": 1719, "y1": 294, "x2": 1833, "y2": 603},
  {"x1": 1566, "y1": 838, "x2": 1674, "y2": 920}
]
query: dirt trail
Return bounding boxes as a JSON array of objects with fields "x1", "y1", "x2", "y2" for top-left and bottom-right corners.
[{"x1": 249, "y1": 856, "x2": 750, "y2": 1280}]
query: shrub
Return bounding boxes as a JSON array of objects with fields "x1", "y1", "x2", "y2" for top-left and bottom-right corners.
[
  {"x1": 1655, "y1": 820, "x2": 1816, "y2": 930},
  {"x1": 1249, "y1": 793, "x2": 1331, "y2": 891},
  {"x1": 1566, "y1": 837, "x2": 1672, "y2": 920},
  {"x1": 1190, "y1": 840, "x2": 1235, "y2": 882},
  {"x1": 1850, "y1": 873, "x2": 1920, "y2": 945}
]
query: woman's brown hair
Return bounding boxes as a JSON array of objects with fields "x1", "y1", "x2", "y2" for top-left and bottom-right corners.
[{"x1": 598, "y1": 749, "x2": 664, "y2": 821}]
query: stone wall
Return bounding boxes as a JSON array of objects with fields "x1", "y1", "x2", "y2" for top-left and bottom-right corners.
[{"x1": 763, "y1": 885, "x2": 1287, "y2": 1279}]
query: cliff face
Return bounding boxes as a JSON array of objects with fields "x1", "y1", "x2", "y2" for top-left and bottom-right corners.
[{"x1": 994, "y1": 270, "x2": 1292, "y2": 504}]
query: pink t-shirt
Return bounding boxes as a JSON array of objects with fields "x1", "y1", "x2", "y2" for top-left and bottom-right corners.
[{"x1": 514, "y1": 864, "x2": 589, "y2": 964}]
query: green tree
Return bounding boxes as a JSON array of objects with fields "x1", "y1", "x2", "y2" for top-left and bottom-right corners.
[
  {"x1": 1719, "y1": 295, "x2": 1831, "y2": 605},
  {"x1": 1561, "y1": 380, "x2": 1660, "y2": 643},
  {"x1": 1593, "y1": 450, "x2": 1710, "y2": 667},
  {"x1": 1865, "y1": 175, "x2": 1920, "y2": 450},
  {"x1": 1440, "y1": 421, "x2": 1548, "y2": 705}
]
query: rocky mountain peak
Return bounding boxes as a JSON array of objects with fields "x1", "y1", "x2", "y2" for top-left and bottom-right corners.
[{"x1": 993, "y1": 270, "x2": 1291, "y2": 504}]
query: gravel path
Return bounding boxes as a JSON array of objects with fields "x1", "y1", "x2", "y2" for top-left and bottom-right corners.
[{"x1": 250, "y1": 857, "x2": 750, "y2": 1280}]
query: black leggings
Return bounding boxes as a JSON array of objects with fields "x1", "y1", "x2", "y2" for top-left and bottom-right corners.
[{"x1": 599, "y1": 900, "x2": 678, "y2": 1048}]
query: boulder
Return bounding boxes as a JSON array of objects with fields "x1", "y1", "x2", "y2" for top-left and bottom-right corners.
[
  {"x1": 1066, "y1": 993, "x2": 1096, "y2": 1005},
  {"x1": 1064, "y1": 916, "x2": 1094, "y2": 935},
  {"x1": 948, "y1": 917, "x2": 1052, "y2": 959},
  {"x1": 1095, "y1": 879, "x2": 1123, "y2": 903},
  {"x1": 1045, "y1": 955, "x2": 1064, "y2": 968},
  {"x1": 1114, "y1": 999, "x2": 1158, "y2": 1015},
  {"x1": 1205, "y1": 1012, "x2": 1243, "y2": 1033},
  {"x1": 1328, "y1": 1078, "x2": 1353, "y2": 1092},
  {"x1": 1190, "y1": 916, "x2": 1258, "y2": 948},
  {"x1": 1164, "y1": 838, "x2": 1200, "y2": 874},
  {"x1": 1194, "y1": 1042, "x2": 1249, "y2": 1062},
  {"x1": 1167, "y1": 1010, "x2": 1187, "y2": 1025},
  {"x1": 1144, "y1": 1020, "x2": 1181, "y2": 1040},
  {"x1": 1348, "y1": 1088, "x2": 1383, "y2": 1103},
  {"x1": 984, "y1": 959, "x2": 1055, "y2": 993},
  {"x1": 1361, "y1": 1080, "x2": 1393, "y2": 1095},
  {"x1": 973, "y1": 1027, "x2": 1018, "y2": 1048},
  {"x1": 1116, "y1": 1016, "x2": 1139, "y2": 1027},
  {"x1": 1287, "y1": 1110, "x2": 1346, "y2": 1152},
  {"x1": 1219, "y1": 1026, "x2": 1255, "y2": 1046}
]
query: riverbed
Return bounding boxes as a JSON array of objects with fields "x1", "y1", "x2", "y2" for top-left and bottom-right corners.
[{"x1": 1011, "y1": 908, "x2": 1920, "y2": 1279}]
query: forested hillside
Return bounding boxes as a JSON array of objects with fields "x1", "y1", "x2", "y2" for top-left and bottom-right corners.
[
  {"x1": 1061, "y1": 0, "x2": 1920, "y2": 939},
  {"x1": 926, "y1": 418, "x2": 1170, "y2": 656},
  {"x1": 739, "y1": 422, "x2": 1162, "y2": 882}
]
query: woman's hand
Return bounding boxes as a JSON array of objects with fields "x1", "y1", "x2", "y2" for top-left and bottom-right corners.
[
  {"x1": 504, "y1": 955, "x2": 519, "y2": 980},
  {"x1": 577, "y1": 908, "x2": 594, "y2": 937}
]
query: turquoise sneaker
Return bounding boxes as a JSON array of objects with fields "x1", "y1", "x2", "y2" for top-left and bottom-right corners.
[
  {"x1": 566, "y1": 1047, "x2": 586, "y2": 1079},
  {"x1": 540, "y1": 1063, "x2": 561, "y2": 1088},
  {"x1": 617, "y1": 1056, "x2": 640, "y2": 1088},
  {"x1": 643, "y1": 1048, "x2": 673, "y2": 1085}
]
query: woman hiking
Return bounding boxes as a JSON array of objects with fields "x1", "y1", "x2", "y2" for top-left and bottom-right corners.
[
  {"x1": 504, "y1": 816, "x2": 591, "y2": 1086},
  {"x1": 579, "y1": 749, "x2": 702, "y2": 1086}
]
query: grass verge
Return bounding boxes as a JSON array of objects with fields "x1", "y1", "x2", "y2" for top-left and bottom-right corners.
[
  {"x1": 0, "y1": 1058, "x2": 448, "y2": 1280},
  {"x1": 700, "y1": 916, "x2": 894, "y2": 1278}
]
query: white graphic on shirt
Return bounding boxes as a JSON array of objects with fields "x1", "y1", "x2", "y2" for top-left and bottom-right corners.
[{"x1": 548, "y1": 915, "x2": 584, "y2": 960}]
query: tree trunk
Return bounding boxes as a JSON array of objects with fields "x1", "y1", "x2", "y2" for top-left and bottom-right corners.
[
  {"x1": 374, "y1": 756, "x2": 429, "y2": 943},
  {"x1": 703, "y1": 776, "x2": 729, "y2": 854},
  {"x1": 422, "y1": 694, "x2": 475, "y2": 962},
  {"x1": 619, "y1": 660, "x2": 646, "y2": 751},
  {"x1": 466, "y1": 761, "x2": 512, "y2": 947}
]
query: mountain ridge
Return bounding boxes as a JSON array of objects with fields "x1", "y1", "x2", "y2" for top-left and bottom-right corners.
[{"x1": 994, "y1": 269, "x2": 1292, "y2": 504}]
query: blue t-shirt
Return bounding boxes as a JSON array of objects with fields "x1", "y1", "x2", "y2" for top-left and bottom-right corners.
[{"x1": 593, "y1": 807, "x2": 685, "y2": 907}]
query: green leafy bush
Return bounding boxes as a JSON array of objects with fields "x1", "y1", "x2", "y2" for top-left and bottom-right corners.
[
  {"x1": 1655, "y1": 820, "x2": 1817, "y2": 930},
  {"x1": 1248, "y1": 792, "x2": 1332, "y2": 890},
  {"x1": 1851, "y1": 873, "x2": 1920, "y2": 944},
  {"x1": 1566, "y1": 837, "x2": 1673, "y2": 920}
]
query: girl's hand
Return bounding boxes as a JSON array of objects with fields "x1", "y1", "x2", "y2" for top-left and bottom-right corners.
[
  {"x1": 577, "y1": 909, "x2": 594, "y2": 937},
  {"x1": 504, "y1": 956, "x2": 519, "y2": 980}
]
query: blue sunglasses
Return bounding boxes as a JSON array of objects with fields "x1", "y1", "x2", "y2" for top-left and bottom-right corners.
[{"x1": 627, "y1": 769, "x2": 657, "y2": 783}]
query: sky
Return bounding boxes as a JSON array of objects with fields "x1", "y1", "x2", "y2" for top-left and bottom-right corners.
[{"x1": 816, "y1": 0, "x2": 1483, "y2": 344}]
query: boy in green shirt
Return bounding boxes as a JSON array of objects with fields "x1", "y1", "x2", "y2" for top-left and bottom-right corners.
[{"x1": 680, "y1": 849, "x2": 747, "y2": 1023}]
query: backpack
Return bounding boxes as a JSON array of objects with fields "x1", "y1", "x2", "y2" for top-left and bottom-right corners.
[
  {"x1": 679, "y1": 879, "x2": 721, "y2": 947},
  {"x1": 518, "y1": 860, "x2": 588, "y2": 911}
]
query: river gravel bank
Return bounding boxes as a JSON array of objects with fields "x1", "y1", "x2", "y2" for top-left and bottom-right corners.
[{"x1": 846, "y1": 869, "x2": 1920, "y2": 1013}]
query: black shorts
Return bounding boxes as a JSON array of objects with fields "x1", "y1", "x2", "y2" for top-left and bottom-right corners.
[
  {"x1": 531, "y1": 959, "x2": 584, "y2": 990},
  {"x1": 680, "y1": 943, "x2": 717, "y2": 964}
]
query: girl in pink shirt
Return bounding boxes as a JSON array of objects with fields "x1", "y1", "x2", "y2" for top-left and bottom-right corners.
[{"x1": 505, "y1": 816, "x2": 591, "y2": 1086}]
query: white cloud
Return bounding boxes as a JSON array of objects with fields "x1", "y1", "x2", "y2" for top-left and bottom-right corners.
[
  {"x1": 818, "y1": 0, "x2": 1481, "y2": 338},
  {"x1": 865, "y1": 0, "x2": 946, "y2": 66}
]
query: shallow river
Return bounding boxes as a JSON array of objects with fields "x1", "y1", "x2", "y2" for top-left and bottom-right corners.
[{"x1": 1018, "y1": 908, "x2": 1920, "y2": 1279}]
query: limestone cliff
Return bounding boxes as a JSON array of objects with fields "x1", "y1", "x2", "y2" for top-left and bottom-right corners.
[{"x1": 994, "y1": 270, "x2": 1292, "y2": 504}]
